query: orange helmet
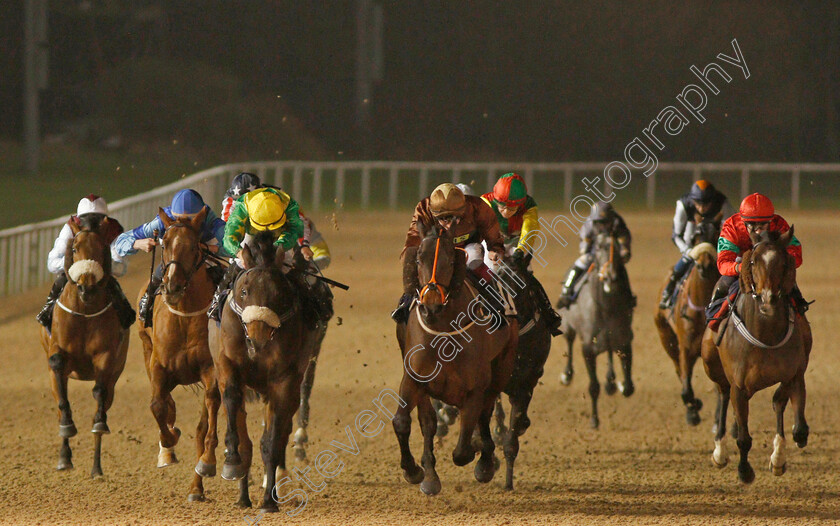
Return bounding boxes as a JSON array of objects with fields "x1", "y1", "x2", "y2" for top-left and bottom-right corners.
[{"x1": 739, "y1": 193, "x2": 774, "y2": 222}]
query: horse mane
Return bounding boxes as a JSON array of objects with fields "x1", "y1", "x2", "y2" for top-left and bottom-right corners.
[{"x1": 251, "y1": 231, "x2": 279, "y2": 268}]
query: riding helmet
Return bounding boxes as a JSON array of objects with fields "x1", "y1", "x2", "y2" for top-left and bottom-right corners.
[
  {"x1": 245, "y1": 188, "x2": 289, "y2": 231},
  {"x1": 77, "y1": 194, "x2": 109, "y2": 217},
  {"x1": 171, "y1": 189, "x2": 206, "y2": 217},
  {"x1": 429, "y1": 183, "x2": 466, "y2": 217},
  {"x1": 739, "y1": 193, "x2": 774, "y2": 222},
  {"x1": 492, "y1": 173, "x2": 527, "y2": 207},
  {"x1": 688, "y1": 179, "x2": 717, "y2": 203}
]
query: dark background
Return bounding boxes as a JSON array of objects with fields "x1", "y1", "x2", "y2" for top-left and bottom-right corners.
[{"x1": 2, "y1": 1, "x2": 838, "y2": 162}]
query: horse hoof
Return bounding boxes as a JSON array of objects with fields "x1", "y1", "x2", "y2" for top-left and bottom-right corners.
[
  {"x1": 260, "y1": 501, "x2": 280, "y2": 513},
  {"x1": 187, "y1": 493, "x2": 205, "y2": 502},
  {"x1": 619, "y1": 381, "x2": 635, "y2": 397},
  {"x1": 59, "y1": 423, "x2": 78, "y2": 438},
  {"x1": 452, "y1": 448, "x2": 476, "y2": 467},
  {"x1": 604, "y1": 381, "x2": 617, "y2": 396},
  {"x1": 559, "y1": 372, "x2": 573, "y2": 386},
  {"x1": 738, "y1": 463, "x2": 755, "y2": 484},
  {"x1": 769, "y1": 460, "x2": 786, "y2": 476},
  {"x1": 293, "y1": 427, "x2": 308, "y2": 446},
  {"x1": 403, "y1": 466, "x2": 424, "y2": 485},
  {"x1": 195, "y1": 460, "x2": 216, "y2": 478},
  {"x1": 793, "y1": 425, "x2": 809, "y2": 448},
  {"x1": 157, "y1": 443, "x2": 178, "y2": 468},
  {"x1": 293, "y1": 445, "x2": 307, "y2": 462},
  {"x1": 693, "y1": 399, "x2": 704, "y2": 411},
  {"x1": 56, "y1": 459, "x2": 74, "y2": 471},
  {"x1": 711, "y1": 453, "x2": 728, "y2": 469},
  {"x1": 222, "y1": 462, "x2": 247, "y2": 481},
  {"x1": 474, "y1": 459, "x2": 496, "y2": 483},
  {"x1": 235, "y1": 498, "x2": 252, "y2": 509},
  {"x1": 91, "y1": 422, "x2": 110, "y2": 434},
  {"x1": 686, "y1": 409, "x2": 701, "y2": 427},
  {"x1": 420, "y1": 476, "x2": 441, "y2": 496},
  {"x1": 517, "y1": 415, "x2": 531, "y2": 436},
  {"x1": 590, "y1": 416, "x2": 600, "y2": 430}
]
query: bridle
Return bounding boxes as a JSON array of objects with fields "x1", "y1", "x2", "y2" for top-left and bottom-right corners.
[
  {"x1": 746, "y1": 241, "x2": 787, "y2": 303},
  {"x1": 227, "y1": 268, "x2": 298, "y2": 358},
  {"x1": 160, "y1": 223, "x2": 206, "y2": 291},
  {"x1": 598, "y1": 235, "x2": 616, "y2": 282},
  {"x1": 418, "y1": 237, "x2": 452, "y2": 305}
]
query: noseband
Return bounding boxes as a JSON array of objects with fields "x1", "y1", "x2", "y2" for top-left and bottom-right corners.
[
  {"x1": 227, "y1": 268, "x2": 298, "y2": 358},
  {"x1": 161, "y1": 224, "x2": 206, "y2": 291}
]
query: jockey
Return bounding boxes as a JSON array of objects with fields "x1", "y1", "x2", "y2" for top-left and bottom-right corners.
[
  {"x1": 36, "y1": 195, "x2": 136, "y2": 331},
  {"x1": 391, "y1": 182, "x2": 507, "y2": 323},
  {"x1": 113, "y1": 189, "x2": 227, "y2": 327},
  {"x1": 207, "y1": 186, "x2": 330, "y2": 327},
  {"x1": 659, "y1": 180, "x2": 734, "y2": 308},
  {"x1": 706, "y1": 193, "x2": 809, "y2": 327},
  {"x1": 556, "y1": 201, "x2": 632, "y2": 308},
  {"x1": 481, "y1": 173, "x2": 563, "y2": 336},
  {"x1": 217, "y1": 173, "x2": 333, "y2": 322}
]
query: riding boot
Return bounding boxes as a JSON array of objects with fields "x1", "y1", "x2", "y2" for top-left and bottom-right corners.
[
  {"x1": 556, "y1": 266, "x2": 584, "y2": 308},
  {"x1": 138, "y1": 273, "x2": 163, "y2": 329},
  {"x1": 526, "y1": 272, "x2": 563, "y2": 336},
  {"x1": 705, "y1": 275, "x2": 737, "y2": 328},
  {"x1": 392, "y1": 247, "x2": 419, "y2": 323},
  {"x1": 660, "y1": 255, "x2": 693, "y2": 309},
  {"x1": 208, "y1": 263, "x2": 242, "y2": 322},
  {"x1": 789, "y1": 285, "x2": 812, "y2": 315},
  {"x1": 105, "y1": 277, "x2": 137, "y2": 329},
  {"x1": 36, "y1": 272, "x2": 68, "y2": 330}
]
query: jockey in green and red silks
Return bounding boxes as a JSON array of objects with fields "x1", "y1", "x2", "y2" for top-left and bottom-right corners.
[
  {"x1": 481, "y1": 173, "x2": 563, "y2": 336},
  {"x1": 707, "y1": 193, "x2": 808, "y2": 327}
]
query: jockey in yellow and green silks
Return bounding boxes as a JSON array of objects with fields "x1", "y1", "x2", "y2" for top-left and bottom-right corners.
[{"x1": 481, "y1": 173, "x2": 562, "y2": 336}]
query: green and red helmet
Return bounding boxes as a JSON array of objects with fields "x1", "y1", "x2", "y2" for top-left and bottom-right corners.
[{"x1": 492, "y1": 173, "x2": 528, "y2": 207}]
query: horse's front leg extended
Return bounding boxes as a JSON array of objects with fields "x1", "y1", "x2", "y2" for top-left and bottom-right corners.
[
  {"x1": 150, "y1": 363, "x2": 180, "y2": 468},
  {"x1": 790, "y1": 372, "x2": 809, "y2": 448},
  {"x1": 48, "y1": 352, "x2": 75, "y2": 470},
  {"x1": 582, "y1": 344, "x2": 600, "y2": 429},
  {"x1": 393, "y1": 381, "x2": 422, "y2": 485},
  {"x1": 617, "y1": 343, "x2": 634, "y2": 397},
  {"x1": 220, "y1": 373, "x2": 248, "y2": 482},
  {"x1": 417, "y1": 395, "x2": 441, "y2": 495},
  {"x1": 680, "y1": 345, "x2": 701, "y2": 426},
  {"x1": 294, "y1": 354, "x2": 319, "y2": 461},
  {"x1": 560, "y1": 331, "x2": 575, "y2": 385},
  {"x1": 770, "y1": 383, "x2": 792, "y2": 476},
  {"x1": 90, "y1": 376, "x2": 115, "y2": 478},
  {"x1": 261, "y1": 377, "x2": 300, "y2": 512},
  {"x1": 712, "y1": 386, "x2": 730, "y2": 468}
]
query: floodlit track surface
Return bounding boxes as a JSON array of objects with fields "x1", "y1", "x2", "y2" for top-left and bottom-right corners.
[{"x1": 2, "y1": 210, "x2": 838, "y2": 525}]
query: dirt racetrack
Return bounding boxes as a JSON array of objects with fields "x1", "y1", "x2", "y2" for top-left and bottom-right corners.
[{"x1": 2, "y1": 209, "x2": 838, "y2": 526}]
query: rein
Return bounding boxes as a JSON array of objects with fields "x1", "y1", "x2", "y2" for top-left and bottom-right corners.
[
  {"x1": 56, "y1": 299, "x2": 113, "y2": 318},
  {"x1": 598, "y1": 237, "x2": 615, "y2": 281},
  {"x1": 161, "y1": 224, "x2": 207, "y2": 290},
  {"x1": 414, "y1": 281, "x2": 492, "y2": 337},
  {"x1": 731, "y1": 303, "x2": 796, "y2": 350}
]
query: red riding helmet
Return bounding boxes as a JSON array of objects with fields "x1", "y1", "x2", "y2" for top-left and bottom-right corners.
[
  {"x1": 493, "y1": 173, "x2": 528, "y2": 207},
  {"x1": 739, "y1": 193, "x2": 774, "y2": 222}
]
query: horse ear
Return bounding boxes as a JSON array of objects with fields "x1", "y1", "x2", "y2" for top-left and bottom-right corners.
[
  {"x1": 274, "y1": 244, "x2": 286, "y2": 267},
  {"x1": 782, "y1": 253, "x2": 797, "y2": 294},
  {"x1": 241, "y1": 244, "x2": 255, "y2": 270},
  {"x1": 780, "y1": 225, "x2": 794, "y2": 247},
  {"x1": 69, "y1": 219, "x2": 81, "y2": 236},
  {"x1": 190, "y1": 207, "x2": 208, "y2": 231},
  {"x1": 102, "y1": 244, "x2": 112, "y2": 277},
  {"x1": 159, "y1": 207, "x2": 173, "y2": 229},
  {"x1": 739, "y1": 249, "x2": 755, "y2": 292}
]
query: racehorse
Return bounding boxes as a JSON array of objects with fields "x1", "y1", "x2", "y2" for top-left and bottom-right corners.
[
  {"x1": 701, "y1": 227, "x2": 812, "y2": 483},
  {"x1": 433, "y1": 255, "x2": 553, "y2": 490},
  {"x1": 394, "y1": 227, "x2": 518, "y2": 495},
  {"x1": 654, "y1": 220, "x2": 721, "y2": 425},
  {"x1": 39, "y1": 218, "x2": 130, "y2": 477},
  {"x1": 211, "y1": 232, "x2": 317, "y2": 511},
  {"x1": 558, "y1": 232, "x2": 635, "y2": 429},
  {"x1": 136, "y1": 208, "x2": 221, "y2": 502}
]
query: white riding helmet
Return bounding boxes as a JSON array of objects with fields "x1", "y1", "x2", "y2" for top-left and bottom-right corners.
[{"x1": 77, "y1": 194, "x2": 109, "y2": 216}]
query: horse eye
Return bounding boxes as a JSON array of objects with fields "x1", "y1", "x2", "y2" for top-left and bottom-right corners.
[{"x1": 240, "y1": 289, "x2": 247, "y2": 299}]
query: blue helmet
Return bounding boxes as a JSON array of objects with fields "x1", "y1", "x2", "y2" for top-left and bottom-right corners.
[{"x1": 171, "y1": 189, "x2": 205, "y2": 216}]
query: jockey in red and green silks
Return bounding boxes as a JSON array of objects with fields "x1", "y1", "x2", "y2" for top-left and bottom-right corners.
[{"x1": 481, "y1": 173, "x2": 562, "y2": 336}]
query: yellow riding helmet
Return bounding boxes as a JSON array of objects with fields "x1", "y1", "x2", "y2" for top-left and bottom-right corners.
[
  {"x1": 429, "y1": 183, "x2": 466, "y2": 217},
  {"x1": 245, "y1": 190, "x2": 289, "y2": 231}
]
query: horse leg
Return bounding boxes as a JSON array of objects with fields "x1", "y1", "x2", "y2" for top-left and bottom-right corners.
[
  {"x1": 582, "y1": 345, "x2": 601, "y2": 429},
  {"x1": 493, "y1": 396, "x2": 507, "y2": 444},
  {"x1": 90, "y1": 376, "x2": 115, "y2": 478},
  {"x1": 294, "y1": 354, "x2": 318, "y2": 461},
  {"x1": 559, "y1": 330, "x2": 575, "y2": 385},
  {"x1": 604, "y1": 351, "x2": 617, "y2": 395},
  {"x1": 730, "y1": 385, "x2": 754, "y2": 484},
  {"x1": 617, "y1": 343, "x2": 634, "y2": 397},
  {"x1": 195, "y1": 370, "x2": 221, "y2": 479},
  {"x1": 452, "y1": 390, "x2": 484, "y2": 466},
  {"x1": 416, "y1": 395, "x2": 441, "y2": 495},
  {"x1": 48, "y1": 352, "x2": 75, "y2": 470},
  {"x1": 474, "y1": 403, "x2": 497, "y2": 485},
  {"x1": 431, "y1": 398, "x2": 449, "y2": 438},
  {"x1": 235, "y1": 406, "x2": 253, "y2": 508},
  {"x1": 680, "y1": 349, "x2": 702, "y2": 426},
  {"x1": 711, "y1": 387, "x2": 730, "y2": 468},
  {"x1": 769, "y1": 383, "x2": 792, "y2": 476},
  {"x1": 220, "y1": 374, "x2": 247, "y2": 481},
  {"x1": 790, "y1": 372, "x2": 809, "y2": 448},
  {"x1": 392, "y1": 382, "x2": 423, "y2": 485},
  {"x1": 503, "y1": 389, "x2": 534, "y2": 491},
  {"x1": 260, "y1": 380, "x2": 298, "y2": 512},
  {"x1": 150, "y1": 364, "x2": 180, "y2": 468}
]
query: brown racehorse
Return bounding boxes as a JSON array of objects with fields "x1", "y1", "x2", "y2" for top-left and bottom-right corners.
[
  {"x1": 136, "y1": 208, "x2": 221, "y2": 502},
  {"x1": 654, "y1": 241, "x2": 719, "y2": 426},
  {"x1": 394, "y1": 227, "x2": 518, "y2": 495},
  {"x1": 211, "y1": 232, "x2": 317, "y2": 511},
  {"x1": 701, "y1": 226, "x2": 812, "y2": 483},
  {"x1": 39, "y1": 219, "x2": 130, "y2": 477}
]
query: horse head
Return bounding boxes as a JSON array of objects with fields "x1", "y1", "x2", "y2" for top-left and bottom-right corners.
[
  {"x1": 740, "y1": 226, "x2": 796, "y2": 317},
  {"x1": 65, "y1": 220, "x2": 111, "y2": 304},
  {"x1": 232, "y1": 232, "x2": 295, "y2": 357},
  {"x1": 692, "y1": 219, "x2": 721, "y2": 247},
  {"x1": 594, "y1": 233, "x2": 620, "y2": 293},
  {"x1": 416, "y1": 226, "x2": 460, "y2": 315},
  {"x1": 158, "y1": 207, "x2": 207, "y2": 304},
  {"x1": 688, "y1": 241, "x2": 719, "y2": 281}
]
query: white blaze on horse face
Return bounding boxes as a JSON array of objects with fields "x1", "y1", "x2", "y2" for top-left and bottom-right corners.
[
  {"x1": 770, "y1": 433, "x2": 786, "y2": 469},
  {"x1": 241, "y1": 305, "x2": 282, "y2": 328},
  {"x1": 713, "y1": 437, "x2": 728, "y2": 466},
  {"x1": 68, "y1": 259, "x2": 105, "y2": 283}
]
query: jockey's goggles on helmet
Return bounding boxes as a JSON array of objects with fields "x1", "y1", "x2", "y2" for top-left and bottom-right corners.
[
  {"x1": 436, "y1": 214, "x2": 460, "y2": 224},
  {"x1": 745, "y1": 221, "x2": 769, "y2": 233}
]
